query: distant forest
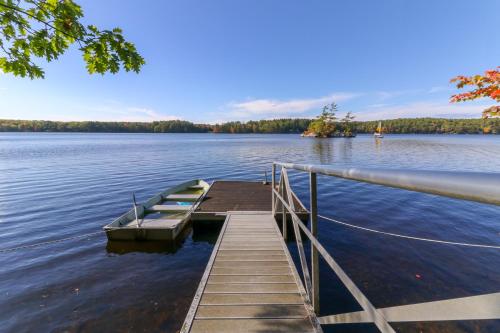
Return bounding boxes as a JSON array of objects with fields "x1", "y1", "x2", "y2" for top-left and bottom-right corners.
[{"x1": 0, "y1": 118, "x2": 499, "y2": 134}]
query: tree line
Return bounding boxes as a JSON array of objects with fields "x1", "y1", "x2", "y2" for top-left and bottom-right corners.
[
  {"x1": 0, "y1": 118, "x2": 498, "y2": 134},
  {"x1": 0, "y1": 119, "x2": 311, "y2": 133},
  {"x1": 353, "y1": 118, "x2": 499, "y2": 134},
  {"x1": 210, "y1": 119, "x2": 311, "y2": 133}
]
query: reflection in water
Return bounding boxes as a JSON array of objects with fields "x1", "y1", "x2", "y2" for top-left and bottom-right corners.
[
  {"x1": 340, "y1": 138, "x2": 353, "y2": 162},
  {"x1": 192, "y1": 222, "x2": 222, "y2": 245},
  {"x1": 312, "y1": 139, "x2": 334, "y2": 164},
  {"x1": 373, "y1": 137, "x2": 383, "y2": 156},
  {"x1": 106, "y1": 223, "x2": 222, "y2": 255},
  {"x1": 106, "y1": 240, "x2": 182, "y2": 254},
  {"x1": 106, "y1": 226, "x2": 192, "y2": 254}
]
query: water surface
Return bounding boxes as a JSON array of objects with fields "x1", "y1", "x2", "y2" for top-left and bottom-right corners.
[{"x1": 0, "y1": 133, "x2": 499, "y2": 332}]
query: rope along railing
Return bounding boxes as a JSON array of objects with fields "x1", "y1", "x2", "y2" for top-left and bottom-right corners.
[
  {"x1": 271, "y1": 162, "x2": 500, "y2": 333},
  {"x1": 318, "y1": 214, "x2": 500, "y2": 249}
]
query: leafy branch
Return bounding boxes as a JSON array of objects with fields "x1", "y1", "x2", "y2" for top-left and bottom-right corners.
[
  {"x1": 450, "y1": 67, "x2": 499, "y2": 118},
  {"x1": 0, "y1": 0, "x2": 145, "y2": 78}
]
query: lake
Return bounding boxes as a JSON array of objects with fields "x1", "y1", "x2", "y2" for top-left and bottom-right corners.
[{"x1": 0, "y1": 133, "x2": 499, "y2": 333}]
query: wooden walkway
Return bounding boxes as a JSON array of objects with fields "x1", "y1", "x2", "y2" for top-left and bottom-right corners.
[{"x1": 181, "y1": 212, "x2": 321, "y2": 333}]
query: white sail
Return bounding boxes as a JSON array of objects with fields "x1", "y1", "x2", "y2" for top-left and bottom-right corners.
[{"x1": 374, "y1": 121, "x2": 384, "y2": 138}]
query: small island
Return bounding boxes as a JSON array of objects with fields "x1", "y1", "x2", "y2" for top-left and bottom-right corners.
[{"x1": 302, "y1": 103, "x2": 356, "y2": 138}]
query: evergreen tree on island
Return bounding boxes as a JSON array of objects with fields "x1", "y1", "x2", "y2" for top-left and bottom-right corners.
[
  {"x1": 303, "y1": 103, "x2": 338, "y2": 137},
  {"x1": 342, "y1": 111, "x2": 356, "y2": 137}
]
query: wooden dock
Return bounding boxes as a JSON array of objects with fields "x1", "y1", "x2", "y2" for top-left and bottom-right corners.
[
  {"x1": 191, "y1": 181, "x2": 309, "y2": 222},
  {"x1": 181, "y1": 212, "x2": 321, "y2": 333},
  {"x1": 179, "y1": 164, "x2": 500, "y2": 332}
]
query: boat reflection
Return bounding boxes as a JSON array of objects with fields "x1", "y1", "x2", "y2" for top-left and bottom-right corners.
[
  {"x1": 106, "y1": 221, "x2": 223, "y2": 254},
  {"x1": 106, "y1": 225, "x2": 192, "y2": 254}
]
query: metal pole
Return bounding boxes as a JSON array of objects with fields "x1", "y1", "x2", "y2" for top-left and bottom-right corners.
[
  {"x1": 310, "y1": 172, "x2": 319, "y2": 313},
  {"x1": 132, "y1": 193, "x2": 140, "y2": 227},
  {"x1": 281, "y1": 170, "x2": 287, "y2": 241},
  {"x1": 273, "y1": 162, "x2": 500, "y2": 207},
  {"x1": 272, "y1": 164, "x2": 276, "y2": 215}
]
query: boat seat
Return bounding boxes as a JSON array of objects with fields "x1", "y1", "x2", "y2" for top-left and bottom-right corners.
[
  {"x1": 142, "y1": 218, "x2": 183, "y2": 228},
  {"x1": 147, "y1": 204, "x2": 192, "y2": 212},
  {"x1": 189, "y1": 185, "x2": 205, "y2": 190},
  {"x1": 165, "y1": 194, "x2": 200, "y2": 201},
  {"x1": 125, "y1": 218, "x2": 183, "y2": 228}
]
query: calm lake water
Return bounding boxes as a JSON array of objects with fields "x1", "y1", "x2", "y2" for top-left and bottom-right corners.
[{"x1": 0, "y1": 133, "x2": 499, "y2": 333}]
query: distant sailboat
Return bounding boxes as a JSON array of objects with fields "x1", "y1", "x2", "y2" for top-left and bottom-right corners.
[{"x1": 374, "y1": 121, "x2": 384, "y2": 138}]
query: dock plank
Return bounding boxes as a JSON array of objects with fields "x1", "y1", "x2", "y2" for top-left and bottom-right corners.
[
  {"x1": 204, "y1": 283, "x2": 299, "y2": 293},
  {"x1": 212, "y1": 267, "x2": 292, "y2": 275},
  {"x1": 190, "y1": 318, "x2": 316, "y2": 333},
  {"x1": 195, "y1": 304, "x2": 308, "y2": 319},
  {"x1": 200, "y1": 293, "x2": 304, "y2": 305},
  {"x1": 181, "y1": 212, "x2": 320, "y2": 333},
  {"x1": 216, "y1": 255, "x2": 288, "y2": 261},
  {"x1": 207, "y1": 275, "x2": 295, "y2": 284},
  {"x1": 213, "y1": 261, "x2": 289, "y2": 268}
]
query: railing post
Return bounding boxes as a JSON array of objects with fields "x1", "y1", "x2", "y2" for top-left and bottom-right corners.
[
  {"x1": 282, "y1": 204, "x2": 287, "y2": 241},
  {"x1": 272, "y1": 164, "x2": 276, "y2": 215},
  {"x1": 310, "y1": 172, "x2": 319, "y2": 313},
  {"x1": 281, "y1": 169, "x2": 287, "y2": 241}
]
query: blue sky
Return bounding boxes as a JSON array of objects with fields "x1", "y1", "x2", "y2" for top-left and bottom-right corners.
[{"x1": 0, "y1": 0, "x2": 499, "y2": 123}]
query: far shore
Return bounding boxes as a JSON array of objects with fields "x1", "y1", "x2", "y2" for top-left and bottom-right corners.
[
  {"x1": 1, "y1": 131, "x2": 498, "y2": 136},
  {"x1": 0, "y1": 117, "x2": 498, "y2": 135}
]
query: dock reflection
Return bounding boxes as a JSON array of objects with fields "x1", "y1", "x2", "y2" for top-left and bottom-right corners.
[
  {"x1": 192, "y1": 221, "x2": 222, "y2": 245},
  {"x1": 105, "y1": 222, "x2": 223, "y2": 254}
]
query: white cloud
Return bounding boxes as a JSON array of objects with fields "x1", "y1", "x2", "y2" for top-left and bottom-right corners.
[
  {"x1": 226, "y1": 92, "x2": 360, "y2": 119},
  {"x1": 114, "y1": 108, "x2": 179, "y2": 122},
  {"x1": 66, "y1": 103, "x2": 180, "y2": 122},
  {"x1": 10, "y1": 104, "x2": 181, "y2": 122},
  {"x1": 108, "y1": 106, "x2": 179, "y2": 122},
  {"x1": 356, "y1": 101, "x2": 490, "y2": 121},
  {"x1": 366, "y1": 103, "x2": 389, "y2": 108},
  {"x1": 375, "y1": 89, "x2": 421, "y2": 101}
]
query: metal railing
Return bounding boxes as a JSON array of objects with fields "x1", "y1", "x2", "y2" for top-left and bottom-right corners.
[{"x1": 271, "y1": 162, "x2": 500, "y2": 333}]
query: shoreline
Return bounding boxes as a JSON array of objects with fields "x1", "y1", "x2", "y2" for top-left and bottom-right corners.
[
  {"x1": 1, "y1": 117, "x2": 498, "y2": 135},
  {"x1": 1, "y1": 131, "x2": 498, "y2": 135}
]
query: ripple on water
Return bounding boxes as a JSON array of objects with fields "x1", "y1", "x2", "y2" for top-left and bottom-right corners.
[{"x1": 0, "y1": 133, "x2": 499, "y2": 332}]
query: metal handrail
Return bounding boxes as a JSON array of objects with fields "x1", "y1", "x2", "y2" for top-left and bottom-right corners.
[
  {"x1": 271, "y1": 162, "x2": 500, "y2": 333},
  {"x1": 282, "y1": 168, "x2": 313, "y2": 300},
  {"x1": 274, "y1": 162, "x2": 500, "y2": 206},
  {"x1": 272, "y1": 168, "x2": 395, "y2": 332}
]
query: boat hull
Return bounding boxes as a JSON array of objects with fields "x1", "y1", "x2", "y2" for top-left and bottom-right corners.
[
  {"x1": 104, "y1": 222, "x2": 186, "y2": 241},
  {"x1": 103, "y1": 179, "x2": 210, "y2": 241}
]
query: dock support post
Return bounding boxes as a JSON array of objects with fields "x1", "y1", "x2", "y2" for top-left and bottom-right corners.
[{"x1": 310, "y1": 172, "x2": 319, "y2": 313}]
